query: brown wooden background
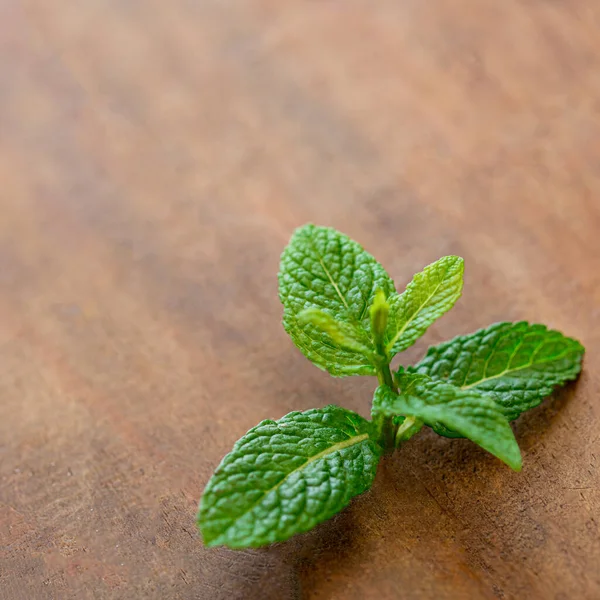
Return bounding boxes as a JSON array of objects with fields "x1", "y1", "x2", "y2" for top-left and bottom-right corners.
[{"x1": 1, "y1": 1, "x2": 599, "y2": 599}]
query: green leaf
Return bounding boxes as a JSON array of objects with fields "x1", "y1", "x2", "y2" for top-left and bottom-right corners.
[
  {"x1": 198, "y1": 405, "x2": 381, "y2": 548},
  {"x1": 386, "y1": 256, "x2": 464, "y2": 358},
  {"x1": 278, "y1": 224, "x2": 396, "y2": 376},
  {"x1": 409, "y1": 322, "x2": 585, "y2": 424},
  {"x1": 374, "y1": 372, "x2": 522, "y2": 470},
  {"x1": 297, "y1": 308, "x2": 373, "y2": 357}
]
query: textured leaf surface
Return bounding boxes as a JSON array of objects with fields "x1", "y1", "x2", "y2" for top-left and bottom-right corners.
[
  {"x1": 278, "y1": 224, "x2": 395, "y2": 376},
  {"x1": 297, "y1": 308, "x2": 373, "y2": 357},
  {"x1": 198, "y1": 406, "x2": 381, "y2": 548},
  {"x1": 375, "y1": 373, "x2": 522, "y2": 470},
  {"x1": 386, "y1": 256, "x2": 464, "y2": 357},
  {"x1": 410, "y1": 322, "x2": 584, "y2": 423}
]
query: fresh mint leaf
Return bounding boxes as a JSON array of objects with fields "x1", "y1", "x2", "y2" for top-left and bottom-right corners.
[
  {"x1": 279, "y1": 224, "x2": 396, "y2": 376},
  {"x1": 198, "y1": 405, "x2": 381, "y2": 548},
  {"x1": 374, "y1": 372, "x2": 522, "y2": 470},
  {"x1": 410, "y1": 321, "x2": 585, "y2": 423},
  {"x1": 297, "y1": 308, "x2": 374, "y2": 357},
  {"x1": 386, "y1": 256, "x2": 464, "y2": 358}
]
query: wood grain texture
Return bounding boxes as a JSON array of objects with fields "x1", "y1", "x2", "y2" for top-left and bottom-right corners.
[{"x1": 1, "y1": 1, "x2": 599, "y2": 598}]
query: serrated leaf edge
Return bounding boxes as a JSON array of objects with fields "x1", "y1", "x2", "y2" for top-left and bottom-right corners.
[
  {"x1": 386, "y1": 256, "x2": 464, "y2": 355},
  {"x1": 200, "y1": 431, "x2": 373, "y2": 547},
  {"x1": 459, "y1": 325, "x2": 584, "y2": 390}
]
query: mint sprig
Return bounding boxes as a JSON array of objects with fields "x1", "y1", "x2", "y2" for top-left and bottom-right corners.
[{"x1": 198, "y1": 224, "x2": 585, "y2": 548}]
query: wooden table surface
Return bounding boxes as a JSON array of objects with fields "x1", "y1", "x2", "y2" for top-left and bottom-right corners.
[{"x1": 1, "y1": 1, "x2": 599, "y2": 598}]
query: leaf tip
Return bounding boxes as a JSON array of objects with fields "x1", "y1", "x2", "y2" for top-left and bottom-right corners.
[
  {"x1": 506, "y1": 448, "x2": 523, "y2": 472},
  {"x1": 197, "y1": 513, "x2": 231, "y2": 548},
  {"x1": 443, "y1": 254, "x2": 465, "y2": 270}
]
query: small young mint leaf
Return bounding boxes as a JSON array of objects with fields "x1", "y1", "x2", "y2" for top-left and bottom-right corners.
[
  {"x1": 278, "y1": 224, "x2": 396, "y2": 376},
  {"x1": 386, "y1": 256, "x2": 464, "y2": 358},
  {"x1": 409, "y1": 321, "x2": 585, "y2": 425},
  {"x1": 198, "y1": 405, "x2": 381, "y2": 549},
  {"x1": 369, "y1": 289, "x2": 390, "y2": 357},
  {"x1": 374, "y1": 373, "x2": 522, "y2": 470},
  {"x1": 297, "y1": 308, "x2": 374, "y2": 357},
  {"x1": 393, "y1": 415, "x2": 424, "y2": 443}
]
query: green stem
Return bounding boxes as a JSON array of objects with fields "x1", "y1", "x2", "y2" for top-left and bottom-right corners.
[
  {"x1": 375, "y1": 362, "x2": 399, "y2": 450},
  {"x1": 375, "y1": 363, "x2": 422, "y2": 449},
  {"x1": 376, "y1": 362, "x2": 397, "y2": 393}
]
